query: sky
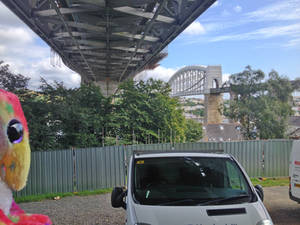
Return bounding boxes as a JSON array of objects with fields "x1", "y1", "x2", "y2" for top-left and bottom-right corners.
[{"x1": 0, "y1": 0, "x2": 300, "y2": 89}]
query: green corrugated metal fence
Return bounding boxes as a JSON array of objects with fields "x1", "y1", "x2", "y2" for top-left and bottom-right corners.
[
  {"x1": 15, "y1": 150, "x2": 74, "y2": 197},
  {"x1": 14, "y1": 140, "x2": 293, "y2": 197},
  {"x1": 263, "y1": 140, "x2": 293, "y2": 177},
  {"x1": 75, "y1": 146, "x2": 126, "y2": 191}
]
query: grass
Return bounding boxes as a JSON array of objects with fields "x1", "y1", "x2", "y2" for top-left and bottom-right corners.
[
  {"x1": 15, "y1": 188, "x2": 112, "y2": 203},
  {"x1": 251, "y1": 177, "x2": 289, "y2": 187}
]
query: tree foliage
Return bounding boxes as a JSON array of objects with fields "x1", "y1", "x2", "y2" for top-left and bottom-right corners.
[
  {"x1": 114, "y1": 79, "x2": 186, "y2": 144},
  {"x1": 185, "y1": 119, "x2": 203, "y2": 142},
  {"x1": 20, "y1": 79, "x2": 113, "y2": 150},
  {"x1": 224, "y1": 66, "x2": 293, "y2": 139},
  {"x1": 0, "y1": 61, "x2": 30, "y2": 92},
  {"x1": 0, "y1": 60, "x2": 206, "y2": 150}
]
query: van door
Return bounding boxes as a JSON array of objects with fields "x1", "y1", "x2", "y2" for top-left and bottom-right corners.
[{"x1": 291, "y1": 141, "x2": 300, "y2": 198}]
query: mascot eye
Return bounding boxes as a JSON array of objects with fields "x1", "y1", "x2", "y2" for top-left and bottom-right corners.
[{"x1": 7, "y1": 119, "x2": 24, "y2": 144}]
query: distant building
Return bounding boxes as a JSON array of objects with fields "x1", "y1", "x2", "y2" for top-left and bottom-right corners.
[
  {"x1": 202, "y1": 123, "x2": 243, "y2": 142},
  {"x1": 183, "y1": 112, "x2": 203, "y2": 123},
  {"x1": 287, "y1": 116, "x2": 300, "y2": 139}
]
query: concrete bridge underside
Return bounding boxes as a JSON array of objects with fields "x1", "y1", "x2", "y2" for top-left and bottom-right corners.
[{"x1": 2, "y1": 0, "x2": 216, "y2": 96}]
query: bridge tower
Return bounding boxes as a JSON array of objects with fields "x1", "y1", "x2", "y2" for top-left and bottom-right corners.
[
  {"x1": 203, "y1": 66, "x2": 223, "y2": 125},
  {"x1": 169, "y1": 65, "x2": 223, "y2": 125}
]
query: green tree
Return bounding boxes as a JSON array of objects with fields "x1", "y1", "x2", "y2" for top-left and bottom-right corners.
[
  {"x1": 114, "y1": 79, "x2": 186, "y2": 144},
  {"x1": 185, "y1": 119, "x2": 203, "y2": 142},
  {"x1": 225, "y1": 66, "x2": 293, "y2": 139},
  {"x1": 0, "y1": 61, "x2": 30, "y2": 92},
  {"x1": 37, "y1": 79, "x2": 112, "y2": 149}
]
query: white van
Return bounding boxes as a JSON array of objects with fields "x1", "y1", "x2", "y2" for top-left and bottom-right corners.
[
  {"x1": 112, "y1": 151, "x2": 273, "y2": 225},
  {"x1": 289, "y1": 140, "x2": 300, "y2": 203}
]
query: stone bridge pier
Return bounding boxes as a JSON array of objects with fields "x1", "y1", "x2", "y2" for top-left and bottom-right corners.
[
  {"x1": 203, "y1": 66, "x2": 223, "y2": 125},
  {"x1": 168, "y1": 65, "x2": 224, "y2": 125}
]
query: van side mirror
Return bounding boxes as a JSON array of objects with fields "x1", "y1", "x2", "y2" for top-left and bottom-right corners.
[
  {"x1": 111, "y1": 187, "x2": 127, "y2": 209},
  {"x1": 255, "y1": 184, "x2": 264, "y2": 201}
]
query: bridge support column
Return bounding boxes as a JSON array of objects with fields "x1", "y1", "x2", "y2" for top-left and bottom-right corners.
[
  {"x1": 204, "y1": 93, "x2": 223, "y2": 125},
  {"x1": 94, "y1": 79, "x2": 119, "y2": 97}
]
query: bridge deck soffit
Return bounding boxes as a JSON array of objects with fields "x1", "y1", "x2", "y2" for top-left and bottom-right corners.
[{"x1": 1, "y1": 0, "x2": 216, "y2": 84}]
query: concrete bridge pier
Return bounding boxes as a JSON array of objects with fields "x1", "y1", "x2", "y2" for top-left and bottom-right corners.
[
  {"x1": 95, "y1": 79, "x2": 119, "y2": 97},
  {"x1": 82, "y1": 77, "x2": 119, "y2": 97}
]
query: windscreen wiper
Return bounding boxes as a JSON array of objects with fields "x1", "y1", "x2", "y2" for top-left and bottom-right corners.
[{"x1": 200, "y1": 194, "x2": 251, "y2": 206}]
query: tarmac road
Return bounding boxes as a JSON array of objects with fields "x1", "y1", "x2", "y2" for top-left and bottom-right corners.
[{"x1": 264, "y1": 186, "x2": 300, "y2": 225}]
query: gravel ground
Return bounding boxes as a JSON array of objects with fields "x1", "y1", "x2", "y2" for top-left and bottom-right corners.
[
  {"x1": 19, "y1": 186, "x2": 300, "y2": 225},
  {"x1": 19, "y1": 193, "x2": 125, "y2": 225},
  {"x1": 263, "y1": 186, "x2": 300, "y2": 225}
]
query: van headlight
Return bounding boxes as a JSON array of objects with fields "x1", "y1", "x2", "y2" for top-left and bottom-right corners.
[{"x1": 256, "y1": 219, "x2": 274, "y2": 225}]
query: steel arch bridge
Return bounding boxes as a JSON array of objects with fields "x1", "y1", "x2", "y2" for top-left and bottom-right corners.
[{"x1": 168, "y1": 65, "x2": 222, "y2": 97}]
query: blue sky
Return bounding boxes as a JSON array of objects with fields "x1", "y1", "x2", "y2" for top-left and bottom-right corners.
[
  {"x1": 0, "y1": 0, "x2": 300, "y2": 88},
  {"x1": 140, "y1": 0, "x2": 300, "y2": 82}
]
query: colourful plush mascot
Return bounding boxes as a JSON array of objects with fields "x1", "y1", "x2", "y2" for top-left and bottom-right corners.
[{"x1": 0, "y1": 89, "x2": 52, "y2": 225}]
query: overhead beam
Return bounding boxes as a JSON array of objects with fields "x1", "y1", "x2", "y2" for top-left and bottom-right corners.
[
  {"x1": 74, "y1": 0, "x2": 105, "y2": 7},
  {"x1": 112, "y1": 46, "x2": 149, "y2": 53},
  {"x1": 63, "y1": 45, "x2": 101, "y2": 50},
  {"x1": 69, "y1": 51, "x2": 143, "y2": 61},
  {"x1": 113, "y1": 32, "x2": 159, "y2": 42},
  {"x1": 54, "y1": 30, "x2": 159, "y2": 43},
  {"x1": 49, "y1": 0, "x2": 96, "y2": 79},
  {"x1": 34, "y1": 8, "x2": 96, "y2": 17},
  {"x1": 113, "y1": 6, "x2": 175, "y2": 24},
  {"x1": 53, "y1": 31, "x2": 93, "y2": 38},
  {"x1": 66, "y1": 21, "x2": 105, "y2": 32}
]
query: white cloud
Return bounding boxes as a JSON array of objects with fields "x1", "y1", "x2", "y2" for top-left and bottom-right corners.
[
  {"x1": 0, "y1": 26, "x2": 34, "y2": 45},
  {"x1": 223, "y1": 73, "x2": 230, "y2": 83},
  {"x1": 246, "y1": 0, "x2": 300, "y2": 21},
  {"x1": 30, "y1": 58, "x2": 81, "y2": 88},
  {"x1": 284, "y1": 38, "x2": 300, "y2": 47},
  {"x1": 234, "y1": 5, "x2": 242, "y2": 13},
  {"x1": 135, "y1": 66, "x2": 178, "y2": 82},
  {"x1": 183, "y1": 21, "x2": 206, "y2": 35},
  {"x1": 0, "y1": 3, "x2": 81, "y2": 89},
  {"x1": 211, "y1": 23, "x2": 300, "y2": 42}
]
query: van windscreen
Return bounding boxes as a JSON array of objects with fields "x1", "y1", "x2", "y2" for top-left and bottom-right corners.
[{"x1": 133, "y1": 157, "x2": 252, "y2": 206}]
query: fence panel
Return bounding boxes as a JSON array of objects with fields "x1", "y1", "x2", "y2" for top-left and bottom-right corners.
[
  {"x1": 75, "y1": 146, "x2": 126, "y2": 192},
  {"x1": 14, "y1": 140, "x2": 293, "y2": 197},
  {"x1": 223, "y1": 141, "x2": 262, "y2": 177},
  {"x1": 15, "y1": 150, "x2": 74, "y2": 197},
  {"x1": 174, "y1": 142, "x2": 222, "y2": 152},
  {"x1": 264, "y1": 140, "x2": 293, "y2": 177}
]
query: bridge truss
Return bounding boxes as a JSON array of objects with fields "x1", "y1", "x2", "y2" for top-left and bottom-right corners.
[
  {"x1": 169, "y1": 66, "x2": 208, "y2": 97},
  {"x1": 2, "y1": 0, "x2": 216, "y2": 85}
]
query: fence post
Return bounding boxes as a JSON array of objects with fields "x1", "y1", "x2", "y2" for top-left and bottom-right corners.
[
  {"x1": 122, "y1": 145, "x2": 126, "y2": 186},
  {"x1": 72, "y1": 147, "x2": 77, "y2": 192},
  {"x1": 261, "y1": 140, "x2": 265, "y2": 178}
]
